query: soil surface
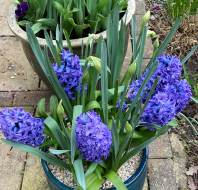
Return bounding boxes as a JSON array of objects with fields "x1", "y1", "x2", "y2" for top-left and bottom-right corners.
[{"x1": 145, "y1": 1, "x2": 198, "y2": 189}]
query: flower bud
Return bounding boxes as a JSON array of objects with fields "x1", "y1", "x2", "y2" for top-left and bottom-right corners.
[
  {"x1": 147, "y1": 30, "x2": 157, "y2": 39},
  {"x1": 153, "y1": 39, "x2": 160, "y2": 49},
  {"x1": 142, "y1": 11, "x2": 151, "y2": 25}
]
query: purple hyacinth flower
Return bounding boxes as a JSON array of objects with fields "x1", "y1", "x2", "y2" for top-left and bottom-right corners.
[
  {"x1": 141, "y1": 92, "x2": 176, "y2": 126},
  {"x1": 127, "y1": 54, "x2": 192, "y2": 127},
  {"x1": 53, "y1": 49, "x2": 83, "y2": 100},
  {"x1": 116, "y1": 100, "x2": 128, "y2": 112},
  {"x1": 163, "y1": 80, "x2": 192, "y2": 113},
  {"x1": 15, "y1": 2, "x2": 29, "y2": 18},
  {"x1": 75, "y1": 111, "x2": 112, "y2": 162},
  {"x1": 128, "y1": 54, "x2": 183, "y2": 102},
  {"x1": 0, "y1": 108, "x2": 45, "y2": 147}
]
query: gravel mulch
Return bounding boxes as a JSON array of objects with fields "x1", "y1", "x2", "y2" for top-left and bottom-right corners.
[{"x1": 49, "y1": 153, "x2": 141, "y2": 189}]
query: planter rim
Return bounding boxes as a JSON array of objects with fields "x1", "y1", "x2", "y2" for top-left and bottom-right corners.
[
  {"x1": 41, "y1": 148, "x2": 148, "y2": 190},
  {"x1": 8, "y1": 0, "x2": 136, "y2": 48}
]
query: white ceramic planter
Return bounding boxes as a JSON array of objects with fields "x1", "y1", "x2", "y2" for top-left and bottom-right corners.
[{"x1": 8, "y1": 0, "x2": 136, "y2": 84}]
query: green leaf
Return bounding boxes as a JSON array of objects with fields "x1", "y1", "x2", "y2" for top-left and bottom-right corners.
[
  {"x1": 74, "y1": 159, "x2": 86, "y2": 190},
  {"x1": 57, "y1": 100, "x2": 65, "y2": 119},
  {"x1": 105, "y1": 170, "x2": 127, "y2": 190},
  {"x1": 37, "y1": 18, "x2": 57, "y2": 29},
  {"x1": 131, "y1": 15, "x2": 137, "y2": 60},
  {"x1": 86, "y1": 173, "x2": 104, "y2": 190},
  {"x1": 101, "y1": 40, "x2": 108, "y2": 123},
  {"x1": 136, "y1": 24, "x2": 148, "y2": 78},
  {"x1": 26, "y1": 25, "x2": 73, "y2": 119},
  {"x1": 85, "y1": 101, "x2": 101, "y2": 111},
  {"x1": 63, "y1": 29, "x2": 73, "y2": 53},
  {"x1": 31, "y1": 22, "x2": 44, "y2": 34},
  {"x1": 191, "y1": 97, "x2": 198, "y2": 104},
  {"x1": 167, "y1": 119, "x2": 178, "y2": 128},
  {"x1": 44, "y1": 116, "x2": 69, "y2": 150},
  {"x1": 50, "y1": 96, "x2": 59, "y2": 120},
  {"x1": 179, "y1": 113, "x2": 198, "y2": 136},
  {"x1": 112, "y1": 119, "x2": 119, "y2": 158},
  {"x1": 85, "y1": 163, "x2": 98, "y2": 177},
  {"x1": 71, "y1": 105, "x2": 83, "y2": 163},
  {"x1": 4, "y1": 140, "x2": 68, "y2": 169},
  {"x1": 35, "y1": 98, "x2": 48, "y2": 118},
  {"x1": 49, "y1": 149, "x2": 69, "y2": 155},
  {"x1": 86, "y1": 56, "x2": 101, "y2": 72},
  {"x1": 44, "y1": 30, "x2": 60, "y2": 65},
  {"x1": 181, "y1": 45, "x2": 198, "y2": 65}
]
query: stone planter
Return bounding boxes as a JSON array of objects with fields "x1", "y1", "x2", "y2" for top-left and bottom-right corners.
[
  {"x1": 41, "y1": 148, "x2": 148, "y2": 190},
  {"x1": 7, "y1": 0, "x2": 136, "y2": 85}
]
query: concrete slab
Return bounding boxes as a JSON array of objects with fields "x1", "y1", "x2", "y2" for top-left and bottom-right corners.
[
  {"x1": 148, "y1": 159, "x2": 178, "y2": 190},
  {"x1": 21, "y1": 155, "x2": 49, "y2": 190},
  {"x1": 149, "y1": 134, "x2": 173, "y2": 159},
  {"x1": 0, "y1": 143, "x2": 26, "y2": 190}
]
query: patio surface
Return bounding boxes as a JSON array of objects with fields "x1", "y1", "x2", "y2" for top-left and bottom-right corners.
[{"x1": 0, "y1": 0, "x2": 187, "y2": 189}]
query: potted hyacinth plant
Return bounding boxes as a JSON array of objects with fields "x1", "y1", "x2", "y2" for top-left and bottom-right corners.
[
  {"x1": 7, "y1": 0, "x2": 135, "y2": 83},
  {"x1": 1, "y1": 9, "x2": 197, "y2": 190}
]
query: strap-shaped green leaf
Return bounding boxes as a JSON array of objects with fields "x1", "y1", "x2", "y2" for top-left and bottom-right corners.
[
  {"x1": 26, "y1": 25, "x2": 73, "y2": 119},
  {"x1": 74, "y1": 159, "x2": 86, "y2": 190},
  {"x1": 4, "y1": 140, "x2": 68, "y2": 169},
  {"x1": 44, "y1": 30, "x2": 60, "y2": 65},
  {"x1": 101, "y1": 40, "x2": 108, "y2": 124},
  {"x1": 181, "y1": 44, "x2": 198, "y2": 65},
  {"x1": 71, "y1": 105, "x2": 83, "y2": 163},
  {"x1": 111, "y1": 119, "x2": 119, "y2": 158},
  {"x1": 105, "y1": 170, "x2": 127, "y2": 190},
  {"x1": 35, "y1": 98, "x2": 48, "y2": 118},
  {"x1": 44, "y1": 116, "x2": 69, "y2": 150},
  {"x1": 49, "y1": 149, "x2": 69, "y2": 155},
  {"x1": 85, "y1": 163, "x2": 98, "y2": 177},
  {"x1": 86, "y1": 173, "x2": 104, "y2": 190},
  {"x1": 85, "y1": 101, "x2": 101, "y2": 111},
  {"x1": 50, "y1": 96, "x2": 59, "y2": 120}
]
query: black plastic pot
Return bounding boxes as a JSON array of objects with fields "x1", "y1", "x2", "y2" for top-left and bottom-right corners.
[{"x1": 41, "y1": 148, "x2": 148, "y2": 190}]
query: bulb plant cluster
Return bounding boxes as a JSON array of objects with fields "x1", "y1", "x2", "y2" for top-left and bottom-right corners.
[{"x1": 1, "y1": 5, "x2": 197, "y2": 190}]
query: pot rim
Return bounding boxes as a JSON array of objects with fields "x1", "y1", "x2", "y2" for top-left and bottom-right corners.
[
  {"x1": 7, "y1": 0, "x2": 135, "y2": 47},
  {"x1": 41, "y1": 148, "x2": 148, "y2": 190}
]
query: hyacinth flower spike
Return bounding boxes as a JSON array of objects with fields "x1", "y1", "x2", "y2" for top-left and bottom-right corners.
[
  {"x1": 127, "y1": 54, "x2": 192, "y2": 127},
  {"x1": 0, "y1": 108, "x2": 44, "y2": 147}
]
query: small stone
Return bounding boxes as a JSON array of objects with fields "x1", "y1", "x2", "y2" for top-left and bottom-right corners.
[{"x1": 151, "y1": 15, "x2": 155, "y2": 20}]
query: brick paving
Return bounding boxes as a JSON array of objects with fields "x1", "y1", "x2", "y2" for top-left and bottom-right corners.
[{"x1": 0, "y1": 0, "x2": 187, "y2": 189}]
